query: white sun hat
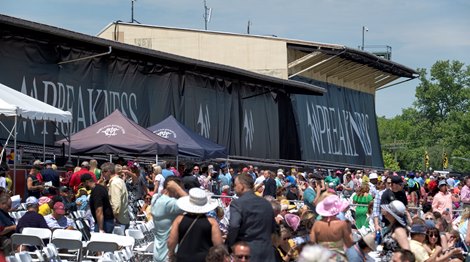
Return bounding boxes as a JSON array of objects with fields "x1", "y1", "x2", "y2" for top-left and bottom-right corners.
[
  {"x1": 177, "y1": 188, "x2": 218, "y2": 214},
  {"x1": 381, "y1": 200, "x2": 406, "y2": 227}
]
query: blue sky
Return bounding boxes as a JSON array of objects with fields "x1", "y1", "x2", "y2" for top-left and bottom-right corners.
[{"x1": 1, "y1": 0, "x2": 469, "y2": 118}]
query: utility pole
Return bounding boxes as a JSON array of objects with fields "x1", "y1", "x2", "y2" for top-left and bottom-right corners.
[
  {"x1": 130, "y1": 0, "x2": 140, "y2": 23},
  {"x1": 362, "y1": 26, "x2": 368, "y2": 50},
  {"x1": 247, "y1": 20, "x2": 252, "y2": 34},
  {"x1": 203, "y1": 0, "x2": 212, "y2": 30}
]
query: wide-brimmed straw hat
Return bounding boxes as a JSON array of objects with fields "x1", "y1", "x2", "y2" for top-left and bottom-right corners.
[
  {"x1": 315, "y1": 195, "x2": 349, "y2": 217},
  {"x1": 362, "y1": 232, "x2": 377, "y2": 251},
  {"x1": 381, "y1": 200, "x2": 406, "y2": 226},
  {"x1": 177, "y1": 188, "x2": 218, "y2": 214}
]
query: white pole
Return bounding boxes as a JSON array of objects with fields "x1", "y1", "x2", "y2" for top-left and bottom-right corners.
[
  {"x1": 155, "y1": 154, "x2": 158, "y2": 165},
  {"x1": 109, "y1": 154, "x2": 112, "y2": 162},
  {"x1": 43, "y1": 121, "x2": 46, "y2": 162},
  {"x1": 13, "y1": 115, "x2": 17, "y2": 195}
]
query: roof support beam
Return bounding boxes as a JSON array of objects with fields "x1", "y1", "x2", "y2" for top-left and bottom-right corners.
[
  {"x1": 288, "y1": 50, "x2": 346, "y2": 79},
  {"x1": 372, "y1": 75, "x2": 399, "y2": 89},
  {"x1": 287, "y1": 51, "x2": 321, "y2": 69},
  {"x1": 353, "y1": 71, "x2": 384, "y2": 85},
  {"x1": 330, "y1": 63, "x2": 365, "y2": 79}
]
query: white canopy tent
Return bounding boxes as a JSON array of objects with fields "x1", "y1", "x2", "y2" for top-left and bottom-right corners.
[{"x1": 0, "y1": 82, "x2": 72, "y2": 194}]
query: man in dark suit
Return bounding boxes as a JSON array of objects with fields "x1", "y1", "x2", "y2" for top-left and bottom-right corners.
[
  {"x1": 181, "y1": 164, "x2": 201, "y2": 191},
  {"x1": 227, "y1": 174, "x2": 275, "y2": 261}
]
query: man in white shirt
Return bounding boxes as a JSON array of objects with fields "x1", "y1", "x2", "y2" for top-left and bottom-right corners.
[{"x1": 44, "y1": 202, "x2": 74, "y2": 229}]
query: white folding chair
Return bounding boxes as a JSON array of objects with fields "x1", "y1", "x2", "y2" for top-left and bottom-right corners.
[
  {"x1": 125, "y1": 229, "x2": 152, "y2": 260},
  {"x1": 125, "y1": 229, "x2": 145, "y2": 246},
  {"x1": 113, "y1": 250, "x2": 126, "y2": 262},
  {"x1": 21, "y1": 227, "x2": 52, "y2": 243},
  {"x1": 6, "y1": 256, "x2": 19, "y2": 262},
  {"x1": 41, "y1": 243, "x2": 60, "y2": 261},
  {"x1": 84, "y1": 241, "x2": 120, "y2": 260},
  {"x1": 34, "y1": 250, "x2": 45, "y2": 262},
  {"x1": 15, "y1": 252, "x2": 33, "y2": 262},
  {"x1": 144, "y1": 220, "x2": 154, "y2": 231},
  {"x1": 11, "y1": 233, "x2": 45, "y2": 253},
  {"x1": 121, "y1": 246, "x2": 135, "y2": 261},
  {"x1": 51, "y1": 229, "x2": 83, "y2": 261},
  {"x1": 112, "y1": 226, "x2": 125, "y2": 236}
]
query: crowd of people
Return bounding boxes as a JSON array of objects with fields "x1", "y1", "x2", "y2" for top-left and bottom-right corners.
[{"x1": 0, "y1": 156, "x2": 470, "y2": 262}]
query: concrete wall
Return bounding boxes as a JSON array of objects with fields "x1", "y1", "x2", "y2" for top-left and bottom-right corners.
[{"x1": 99, "y1": 24, "x2": 288, "y2": 79}]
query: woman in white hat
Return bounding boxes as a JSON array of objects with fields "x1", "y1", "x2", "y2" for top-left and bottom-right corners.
[
  {"x1": 379, "y1": 200, "x2": 410, "y2": 262},
  {"x1": 167, "y1": 188, "x2": 222, "y2": 262},
  {"x1": 309, "y1": 195, "x2": 354, "y2": 261}
]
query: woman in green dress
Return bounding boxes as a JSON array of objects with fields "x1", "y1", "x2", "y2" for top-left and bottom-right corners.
[{"x1": 353, "y1": 183, "x2": 373, "y2": 229}]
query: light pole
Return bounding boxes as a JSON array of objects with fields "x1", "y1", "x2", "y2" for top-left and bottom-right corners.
[{"x1": 362, "y1": 26, "x2": 368, "y2": 50}]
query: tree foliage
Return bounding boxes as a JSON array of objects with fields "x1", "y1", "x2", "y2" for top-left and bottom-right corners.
[{"x1": 379, "y1": 60, "x2": 470, "y2": 172}]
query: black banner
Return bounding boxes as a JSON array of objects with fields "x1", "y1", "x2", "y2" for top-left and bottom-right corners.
[
  {"x1": 291, "y1": 77, "x2": 383, "y2": 168},
  {"x1": 0, "y1": 35, "x2": 280, "y2": 159},
  {"x1": 0, "y1": 21, "x2": 383, "y2": 167}
]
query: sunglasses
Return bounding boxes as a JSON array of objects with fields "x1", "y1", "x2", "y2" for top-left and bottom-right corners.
[
  {"x1": 427, "y1": 233, "x2": 439, "y2": 238},
  {"x1": 424, "y1": 217, "x2": 434, "y2": 220},
  {"x1": 233, "y1": 255, "x2": 251, "y2": 260}
]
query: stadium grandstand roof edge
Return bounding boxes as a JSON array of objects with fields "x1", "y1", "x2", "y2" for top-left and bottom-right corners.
[
  {"x1": 0, "y1": 14, "x2": 325, "y2": 96},
  {"x1": 99, "y1": 21, "x2": 418, "y2": 81}
]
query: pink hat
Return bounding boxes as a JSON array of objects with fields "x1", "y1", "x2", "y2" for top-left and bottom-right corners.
[
  {"x1": 53, "y1": 202, "x2": 66, "y2": 215},
  {"x1": 315, "y1": 195, "x2": 349, "y2": 217},
  {"x1": 38, "y1": 196, "x2": 51, "y2": 206},
  {"x1": 285, "y1": 214, "x2": 300, "y2": 231}
]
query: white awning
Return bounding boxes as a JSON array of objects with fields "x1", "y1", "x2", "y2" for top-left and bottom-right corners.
[{"x1": 0, "y1": 82, "x2": 72, "y2": 123}]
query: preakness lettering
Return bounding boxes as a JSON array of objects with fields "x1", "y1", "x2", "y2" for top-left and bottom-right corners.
[
  {"x1": 306, "y1": 102, "x2": 372, "y2": 157},
  {"x1": 19, "y1": 76, "x2": 138, "y2": 136}
]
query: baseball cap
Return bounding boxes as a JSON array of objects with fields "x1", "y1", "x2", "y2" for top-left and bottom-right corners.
[
  {"x1": 391, "y1": 176, "x2": 403, "y2": 184},
  {"x1": 81, "y1": 161, "x2": 90, "y2": 168},
  {"x1": 410, "y1": 224, "x2": 427, "y2": 234},
  {"x1": 438, "y1": 180, "x2": 448, "y2": 187},
  {"x1": 53, "y1": 202, "x2": 66, "y2": 215},
  {"x1": 369, "y1": 173, "x2": 378, "y2": 179},
  {"x1": 33, "y1": 160, "x2": 43, "y2": 166},
  {"x1": 25, "y1": 196, "x2": 39, "y2": 207}
]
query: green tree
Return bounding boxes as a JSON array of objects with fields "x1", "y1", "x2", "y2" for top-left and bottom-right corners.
[
  {"x1": 382, "y1": 151, "x2": 400, "y2": 171},
  {"x1": 378, "y1": 60, "x2": 470, "y2": 172},
  {"x1": 414, "y1": 60, "x2": 470, "y2": 126}
]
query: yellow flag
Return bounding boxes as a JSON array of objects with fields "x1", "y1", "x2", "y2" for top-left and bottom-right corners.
[{"x1": 443, "y1": 152, "x2": 448, "y2": 169}]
